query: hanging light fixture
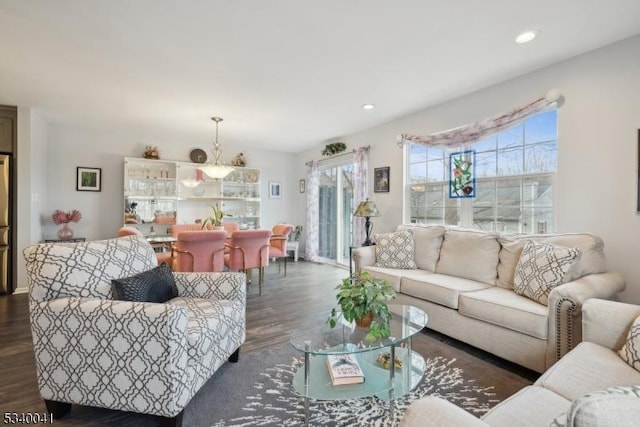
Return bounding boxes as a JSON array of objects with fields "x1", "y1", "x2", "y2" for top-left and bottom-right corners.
[{"x1": 198, "y1": 116, "x2": 234, "y2": 179}]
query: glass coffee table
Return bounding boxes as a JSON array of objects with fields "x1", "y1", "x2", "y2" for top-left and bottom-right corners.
[{"x1": 289, "y1": 304, "x2": 428, "y2": 424}]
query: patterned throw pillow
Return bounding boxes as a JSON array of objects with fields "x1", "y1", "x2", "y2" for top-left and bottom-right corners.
[
  {"x1": 618, "y1": 315, "x2": 640, "y2": 371},
  {"x1": 112, "y1": 262, "x2": 178, "y2": 303},
  {"x1": 373, "y1": 230, "x2": 416, "y2": 269},
  {"x1": 513, "y1": 240, "x2": 580, "y2": 305}
]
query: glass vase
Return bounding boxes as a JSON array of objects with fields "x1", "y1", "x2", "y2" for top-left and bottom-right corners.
[{"x1": 57, "y1": 224, "x2": 74, "y2": 240}]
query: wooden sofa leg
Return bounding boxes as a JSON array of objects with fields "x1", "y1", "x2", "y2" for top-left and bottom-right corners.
[
  {"x1": 228, "y1": 347, "x2": 240, "y2": 363},
  {"x1": 158, "y1": 410, "x2": 184, "y2": 427},
  {"x1": 44, "y1": 400, "x2": 71, "y2": 419}
]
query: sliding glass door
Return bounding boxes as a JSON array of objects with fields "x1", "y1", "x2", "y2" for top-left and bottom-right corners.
[{"x1": 318, "y1": 163, "x2": 354, "y2": 266}]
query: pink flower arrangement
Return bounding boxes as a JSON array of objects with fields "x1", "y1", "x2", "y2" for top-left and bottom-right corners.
[{"x1": 52, "y1": 209, "x2": 82, "y2": 225}]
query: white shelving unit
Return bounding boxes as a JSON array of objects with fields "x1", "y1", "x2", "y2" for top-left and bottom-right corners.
[{"x1": 123, "y1": 157, "x2": 261, "y2": 235}]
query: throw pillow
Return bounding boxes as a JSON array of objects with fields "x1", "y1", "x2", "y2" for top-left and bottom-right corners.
[
  {"x1": 567, "y1": 386, "x2": 640, "y2": 426},
  {"x1": 373, "y1": 230, "x2": 417, "y2": 269},
  {"x1": 618, "y1": 315, "x2": 640, "y2": 371},
  {"x1": 513, "y1": 240, "x2": 580, "y2": 305},
  {"x1": 111, "y1": 262, "x2": 178, "y2": 303}
]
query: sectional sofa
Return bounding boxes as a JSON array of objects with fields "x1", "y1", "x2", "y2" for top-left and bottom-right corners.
[
  {"x1": 400, "y1": 299, "x2": 640, "y2": 427},
  {"x1": 352, "y1": 225, "x2": 625, "y2": 373}
]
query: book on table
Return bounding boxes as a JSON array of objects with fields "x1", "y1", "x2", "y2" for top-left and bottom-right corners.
[{"x1": 326, "y1": 354, "x2": 365, "y2": 385}]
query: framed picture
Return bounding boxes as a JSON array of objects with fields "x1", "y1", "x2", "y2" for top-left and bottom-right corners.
[
  {"x1": 269, "y1": 181, "x2": 281, "y2": 198},
  {"x1": 299, "y1": 179, "x2": 305, "y2": 193},
  {"x1": 76, "y1": 167, "x2": 102, "y2": 192},
  {"x1": 449, "y1": 150, "x2": 476, "y2": 198},
  {"x1": 374, "y1": 167, "x2": 390, "y2": 193}
]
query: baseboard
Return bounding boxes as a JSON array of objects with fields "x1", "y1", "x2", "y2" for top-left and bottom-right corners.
[{"x1": 13, "y1": 286, "x2": 28, "y2": 294}]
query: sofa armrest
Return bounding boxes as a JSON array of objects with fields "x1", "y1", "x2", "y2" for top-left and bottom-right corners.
[
  {"x1": 352, "y1": 246, "x2": 376, "y2": 273},
  {"x1": 29, "y1": 297, "x2": 190, "y2": 416},
  {"x1": 582, "y1": 299, "x2": 640, "y2": 350},
  {"x1": 546, "y1": 272, "x2": 625, "y2": 364},
  {"x1": 173, "y1": 271, "x2": 246, "y2": 302},
  {"x1": 400, "y1": 396, "x2": 489, "y2": 427}
]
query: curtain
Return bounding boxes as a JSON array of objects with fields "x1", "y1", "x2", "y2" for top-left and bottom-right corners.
[
  {"x1": 352, "y1": 146, "x2": 369, "y2": 246},
  {"x1": 305, "y1": 161, "x2": 320, "y2": 262},
  {"x1": 398, "y1": 89, "x2": 561, "y2": 148}
]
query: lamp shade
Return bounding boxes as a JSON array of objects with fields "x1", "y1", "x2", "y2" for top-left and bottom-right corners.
[
  {"x1": 198, "y1": 164, "x2": 234, "y2": 179},
  {"x1": 354, "y1": 200, "x2": 380, "y2": 217}
]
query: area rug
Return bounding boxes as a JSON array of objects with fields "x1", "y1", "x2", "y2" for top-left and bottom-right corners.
[{"x1": 185, "y1": 346, "x2": 499, "y2": 426}]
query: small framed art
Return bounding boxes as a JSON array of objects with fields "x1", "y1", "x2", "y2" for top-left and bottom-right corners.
[
  {"x1": 77, "y1": 167, "x2": 102, "y2": 192},
  {"x1": 269, "y1": 181, "x2": 282, "y2": 198},
  {"x1": 374, "y1": 167, "x2": 390, "y2": 193}
]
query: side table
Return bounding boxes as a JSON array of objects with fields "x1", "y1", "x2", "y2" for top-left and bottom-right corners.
[{"x1": 286, "y1": 241, "x2": 299, "y2": 262}]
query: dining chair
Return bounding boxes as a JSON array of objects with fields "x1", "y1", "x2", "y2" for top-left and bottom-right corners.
[
  {"x1": 223, "y1": 222, "x2": 240, "y2": 236},
  {"x1": 224, "y1": 229, "x2": 272, "y2": 295},
  {"x1": 173, "y1": 230, "x2": 227, "y2": 272},
  {"x1": 269, "y1": 224, "x2": 294, "y2": 276},
  {"x1": 169, "y1": 224, "x2": 205, "y2": 236},
  {"x1": 117, "y1": 226, "x2": 174, "y2": 266}
]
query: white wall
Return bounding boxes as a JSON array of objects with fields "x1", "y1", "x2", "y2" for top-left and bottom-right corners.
[{"x1": 296, "y1": 35, "x2": 640, "y2": 304}]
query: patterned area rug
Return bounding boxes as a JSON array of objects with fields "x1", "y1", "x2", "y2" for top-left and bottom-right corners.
[{"x1": 190, "y1": 346, "x2": 498, "y2": 426}]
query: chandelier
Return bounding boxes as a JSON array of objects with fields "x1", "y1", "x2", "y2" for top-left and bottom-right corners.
[{"x1": 198, "y1": 116, "x2": 234, "y2": 179}]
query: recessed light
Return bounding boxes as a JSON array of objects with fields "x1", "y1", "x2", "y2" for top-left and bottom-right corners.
[
  {"x1": 515, "y1": 30, "x2": 539, "y2": 44},
  {"x1": 362, "y1": 104, "x2": 375, "y2": 110}
]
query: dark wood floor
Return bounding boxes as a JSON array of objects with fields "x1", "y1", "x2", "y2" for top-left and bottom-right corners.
[{"x1": 0, "y1": 260, "x2": 537, "y2": 424}]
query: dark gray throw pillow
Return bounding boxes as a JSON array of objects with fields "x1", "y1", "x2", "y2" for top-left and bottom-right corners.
[{"x1": 111, "y1": 262, "x2": 178, "y2": 303}]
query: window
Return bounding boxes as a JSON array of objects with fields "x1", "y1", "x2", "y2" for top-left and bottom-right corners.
[{"x1": 406, "y1": 110, "x2": 557, "y2": 233}]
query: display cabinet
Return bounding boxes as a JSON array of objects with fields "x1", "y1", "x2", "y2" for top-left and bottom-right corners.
[{"x1": 123, "y1": 158, "x2": 261, "y2": 235}]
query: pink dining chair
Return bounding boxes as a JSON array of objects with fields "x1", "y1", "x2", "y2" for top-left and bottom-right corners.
[
  {"x1": 169, "y1": 224, "x2": 204, "y2": 237},
  {"x1": 224, "y1": 229, "x2": 272, "y2": 295},
  {"x1": 223, "y1": 222, "x2": 240, "y2": 236},
  {"x1": 173, "y1": 230, "x2": 227, "y2": 272},
  {"x1": 117, "y1": 226, "x2": 174, "y2": 266},
  {"x1": 269, "y1": 224, "x2": 294, "y2": 276}
]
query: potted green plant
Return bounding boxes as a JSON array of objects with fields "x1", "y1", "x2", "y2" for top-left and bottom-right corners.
[
  {"x1": 202, "y1": 204, "x2": 227, "y2": 229},
  {"x1": 327, "y1": 271, "x2": 396, "y2": 341}
]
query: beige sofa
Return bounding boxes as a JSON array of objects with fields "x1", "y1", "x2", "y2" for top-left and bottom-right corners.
[
  {"x1": 352, "y1": 225, "x2": 625, "y2": 372},
  {"x1": 400, "y1": 299, "x2": 640, "y2": 427}
]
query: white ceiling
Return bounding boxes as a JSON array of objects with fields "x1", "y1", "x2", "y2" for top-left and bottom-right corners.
[{"x1": 1, "y1": 0, "x2": 639, "y2": 153}]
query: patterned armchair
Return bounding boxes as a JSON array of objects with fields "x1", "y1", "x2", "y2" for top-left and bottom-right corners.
[{"x1": 24, "y1": 236, "x2": 246, "y2": 426}]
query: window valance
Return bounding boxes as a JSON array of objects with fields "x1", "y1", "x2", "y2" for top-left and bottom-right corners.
[{"x1": 397, "y1": 89, "x2": 561, "y2": 149}]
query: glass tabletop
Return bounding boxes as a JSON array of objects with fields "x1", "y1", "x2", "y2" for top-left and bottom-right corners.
[{"x1": 290, "y1": 304, "x2": 427, "y2": 355}]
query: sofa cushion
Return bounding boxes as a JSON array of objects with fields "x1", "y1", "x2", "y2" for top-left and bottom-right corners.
[
  {"x1": 553, "y1": 386, "x2": 640, "y2": 427},
  {"x1": 458, "y1": 287, "x2": 548, "y2": 339},
  {"x1": 169, "y1": 297, "x2": 242, "y2": 359},
  {"x1": 513, "y1": 240, "x2": 580, "y2": 306},
  {"x1": 536, "y1": 342, "x2": 640, "y2": 401},
  {"x1": 111, "y1": 262, "x2": 178, "y2": 303},
  {"x1": 435, "y1": 229, "x2": 500, "y2": 285},
  {"x1": 481, "y1": 385, "x2": 570, "y2": 427},
  {"x1": 401, "y1": 273, "x2": 491, "y2": 310},
  {"x1": 373, "y1": 230, "x2": 417, "y2": 269},
  {"x1": 617, "y1": 314, "x2": 640, "y2": 372},
  {"x1": 361, "y1": 266, "x2": 403, "y2": 292},
  {"x1": 397, "y1": 225, "x2": 445, "y2": 272},
  {"x1": 496, "y1": 237, "x2": 524, "y2": 289},
  {"x1": 497, "y1": 233, "x2": 606, "y2": 289}
]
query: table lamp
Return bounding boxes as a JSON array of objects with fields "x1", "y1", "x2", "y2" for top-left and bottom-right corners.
[{"x1": 354, "y1": 199, "x2": 380, "y2": 246}]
